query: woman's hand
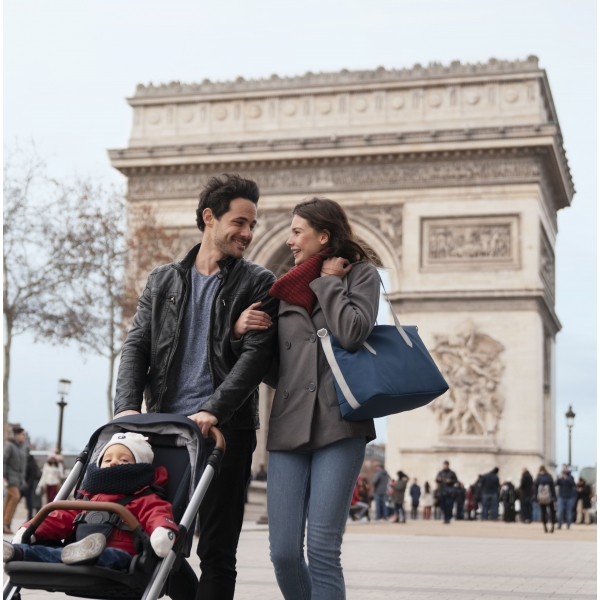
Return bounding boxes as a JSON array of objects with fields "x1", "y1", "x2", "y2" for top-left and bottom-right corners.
[
  {"x1": 321, "y1": 257, "x2": 352, "y2": 278},
  {"x1": 233, "y1": 302, "x2": 272, "y2": 339}
]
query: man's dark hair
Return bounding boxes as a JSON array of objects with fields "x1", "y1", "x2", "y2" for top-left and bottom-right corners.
[
  {"x1": 492, "y1": 467, "x2": 499, "y2": 474},
  {"x1": 443, "y1": 460, "x2": 449, "y2": 466},
  {"x1": 12, "y1": 427, "x2": 24, "y2": 435},
  {"x1": 196, "y1": 174, "x2": 260, "y2": 232}
]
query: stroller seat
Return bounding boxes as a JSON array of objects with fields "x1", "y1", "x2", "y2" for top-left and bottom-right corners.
[{"x1": 4, "y1": 414, "x2": 224, "y2": 600}]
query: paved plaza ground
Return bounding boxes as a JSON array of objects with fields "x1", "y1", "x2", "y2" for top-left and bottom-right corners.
[{"x1": 3, "y1": 500, "x2": 596, "y2": 600}]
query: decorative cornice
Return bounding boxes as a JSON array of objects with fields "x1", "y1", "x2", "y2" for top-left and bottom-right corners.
[
  {"x1": 109, "y1": 123, "x2": 558, "y2": 161},
  {"x1": 133, "y1": 56, "x2": 541, "y2": 98}
]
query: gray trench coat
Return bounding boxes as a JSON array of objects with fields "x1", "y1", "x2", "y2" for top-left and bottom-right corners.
[{"x1": 266, "y1": 261, "x2": 378, "y2": 452}]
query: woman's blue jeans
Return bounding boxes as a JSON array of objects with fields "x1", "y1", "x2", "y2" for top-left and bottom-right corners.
[
  {"x1": 13, "y1": 544, "x2": 132, "y2": 571},
  {"x1": 267, "y1": 436, "x2": 366, "y2": 600}
]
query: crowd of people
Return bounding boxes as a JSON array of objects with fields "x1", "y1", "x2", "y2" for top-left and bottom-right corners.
[
  {"x1": 349, "y1": 460, "x2": 596, "y2": 531},
  {"x1": 3, "y1": 426, "x2": 67, "y2": 535}
]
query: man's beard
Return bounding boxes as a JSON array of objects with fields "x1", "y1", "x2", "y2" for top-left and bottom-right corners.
[{"x1": 213, "y1": 230, "x2": 250, "y2": 258}]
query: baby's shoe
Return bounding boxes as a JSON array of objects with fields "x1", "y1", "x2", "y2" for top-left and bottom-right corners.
[
  {"x1": 3, "y1": 541, "x2": 15, "y2": 563},
  {"x1": 61, "y1": 533, "x2": 106, "y2": 565}
]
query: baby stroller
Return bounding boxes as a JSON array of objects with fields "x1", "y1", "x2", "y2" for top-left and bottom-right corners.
[{"x1": 3, "y1": 413, "x2": 225, "y2": 600}]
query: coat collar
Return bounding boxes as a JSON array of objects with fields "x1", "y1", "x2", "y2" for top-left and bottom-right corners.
[{"x1": 176, "y1": 243, "x2": 238, "y2": 274}]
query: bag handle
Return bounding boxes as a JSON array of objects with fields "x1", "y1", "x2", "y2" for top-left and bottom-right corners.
[{"x1": 343, "y1": 271, "x2": 413, "y2": 348}]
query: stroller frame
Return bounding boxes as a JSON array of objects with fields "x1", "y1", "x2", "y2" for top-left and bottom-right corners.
[{"x1": 3, "y1": 414, "x2": 225, "y2": 600}]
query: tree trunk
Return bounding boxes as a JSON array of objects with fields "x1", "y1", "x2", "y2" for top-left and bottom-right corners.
[
  {"x1": 107, "y1": 352, "x2": 115, "y2": 422},
  {"x1": 3, "y1": 318, "x2": 12, "y2": 442}
]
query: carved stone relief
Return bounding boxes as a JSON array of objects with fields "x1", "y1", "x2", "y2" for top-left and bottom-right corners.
[
  {"x1": 540, "y1": 228, "x2": 555, "y2": 298},
  {"x1": 431, "y1": 320, "x2": 505, "y2": 437},
  {"x1": 349, "y1": 206, "x2": 403, "y2": 261},
  {"x1": 128, "y1": 158, "x2": 541, "y2": 201},
  {"x1": 421, "y1": 215, "x2": 519, "y2": 270}
]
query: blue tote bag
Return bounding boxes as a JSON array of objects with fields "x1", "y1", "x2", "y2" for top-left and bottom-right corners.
[{"x1": 317, "y1": 282, "x2": 449, "y2": 422}]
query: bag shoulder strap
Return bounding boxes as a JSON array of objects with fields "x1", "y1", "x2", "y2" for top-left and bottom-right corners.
[{"x1": 343, "y1": 270, "x2": 412, "y2": 348}]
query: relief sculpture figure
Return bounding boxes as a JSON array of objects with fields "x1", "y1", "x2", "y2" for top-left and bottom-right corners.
[{"x1": 431, "y1": 320, "x2": 505, "y2": 436}]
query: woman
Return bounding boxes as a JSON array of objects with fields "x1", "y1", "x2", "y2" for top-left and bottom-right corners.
[
  {"x1": 422, "y1": 482, "x2": 433, "y2": 520},
  {"x1": 392, "y1": 471, "x2": 409, "y2": 523},
  {"x1": 36, "y1": 451, "x2": 64, "y2": 503},
  {"x1": 235, "y1": 197, "x2": 378, "y2": 599},
  {"x1": 533, "y1": 465, "x2": 557, "y2": 533}
]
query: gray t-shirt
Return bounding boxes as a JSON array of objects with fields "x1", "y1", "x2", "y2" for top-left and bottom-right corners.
[{"x1": 167, "y1": 267, "x2": 220, "y2": 415}]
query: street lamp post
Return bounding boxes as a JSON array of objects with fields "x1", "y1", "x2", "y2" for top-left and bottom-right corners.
[
  {"x1": 565, "y1": 405, "x2": 576, "y2": 467},
  {"x1": 56, "y1": 379, "x2": 71, "y2": 454}
]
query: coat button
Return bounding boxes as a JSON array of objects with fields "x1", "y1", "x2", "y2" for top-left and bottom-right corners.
[
  {"x1": 309, "y1": 334, "x2": 316, "y2": 343},
  {"x1": 282, "y1": 391, "x2": 289, "y2": 399},
  {"x1": 285, "y1": 341, "x2": 291, "y2": 349},
  {"x1": 308, "y1": 383, "x2": 316, "y2": 392}
]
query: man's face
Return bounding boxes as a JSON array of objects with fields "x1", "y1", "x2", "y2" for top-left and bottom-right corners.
[
  {"x1": 15, "y1": 432, "x2": 26, "y2": 443},
  {"x1": 443, "y1": 462, "x2": 449, "y2": 469},
  {"x1": 205, "y1": 198, "x2": 257, "y2": 259}
]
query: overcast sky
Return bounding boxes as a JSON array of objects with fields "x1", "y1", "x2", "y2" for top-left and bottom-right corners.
[{"x1": 4, "y1": 0, "x2": 596, "y2": 470}]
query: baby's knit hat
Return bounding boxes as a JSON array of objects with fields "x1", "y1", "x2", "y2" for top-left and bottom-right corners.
[{"x1": 97, "y1": 432, "x2": 154, "y2": 466}]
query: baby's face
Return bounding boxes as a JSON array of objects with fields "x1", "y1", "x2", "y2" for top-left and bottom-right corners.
[{"x1": 101, "y1": 444, "x2": 135, "y2": 468}]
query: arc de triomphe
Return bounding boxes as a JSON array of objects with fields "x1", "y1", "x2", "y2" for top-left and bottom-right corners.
[{"x1": 109, "y1": 56, "x2": 573, "y2": 484}]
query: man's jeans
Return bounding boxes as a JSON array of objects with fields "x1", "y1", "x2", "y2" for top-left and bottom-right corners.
[
  {"x1": 557, "y1": 496, "x2": 576, "y2": 528},
  {"x1": 268, "y1": 436, "x2": 366, "y2": 600},
  {"x1": 196, "y1": 428, "x2": 256, "y2": 600},
  {"x1": 12, "y1": 544, "x2": 131, "y2": 571},
  {"x1": 394, "y1": 502, "x2": 406, "y2": 522},
  {"x1": 520, "y1": 494, "x2": 533, "y2": 522},
  {"x1": 441, "y1": 495, "x2": 454, "y2": 523},
  {"x1": 481, "y1": 493, "x2": 499, "y2": 520},
  {"x1": 374, "y1": 494, "x2": 388, "y2": 519}
]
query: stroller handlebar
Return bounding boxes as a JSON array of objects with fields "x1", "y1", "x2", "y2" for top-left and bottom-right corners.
[
  {"x1": 209, "y1": 426, "x2": 226, "y2": 453},
  {"x1": 21, "y1": 501, "x2": 142, "y2": 545}
]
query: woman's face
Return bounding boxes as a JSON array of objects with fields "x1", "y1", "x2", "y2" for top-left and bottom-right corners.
[{"x1": 286, "y1": 215, "x2": 329, "y2": 265}]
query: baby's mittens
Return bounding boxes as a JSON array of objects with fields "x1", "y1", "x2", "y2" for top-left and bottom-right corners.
[
  {"x1": 12, "y1": 528, "x2": 35, "y2": 544},
  {"x1": 150, "y1": 527, "x2": 176, "y2": 558}
]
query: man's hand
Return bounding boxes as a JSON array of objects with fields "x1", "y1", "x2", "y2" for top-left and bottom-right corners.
[
  {"x1": 188, "y1": 411, "x2": 218, "y2": 438},
  {"x1": 114, "y1": 410, "x2": 141, "y2": 419}
]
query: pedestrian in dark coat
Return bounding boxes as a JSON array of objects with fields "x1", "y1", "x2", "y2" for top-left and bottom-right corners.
[
  {"x1": 500, "y1": 479, "x2": 516, "y2": 522},
  {"x1": 392, "y1": 472, "x2": 409, "y2": 523},
  {"x1": 576, "y1": 478, "x2": 592, "y2": 524},
  {"x1": 533, "y1": 465, "x2": 556, "y2": 533},
  {"x1": 410, "y1": 479, "x2": 421, "y2": 519},
  {"x1": 519, "y1": 467, "x2": 534, "y2": 523},
  {"x1": 3, "y1": 428, "x2": 28, "y2": 535},
  {"x1": 480, "y1": 467, "x2": 500, "y2": 520},
  {"x1": 435, "y1": 461, "x2": 457, "y2": 524},
  {"x1": 454, "y1": 482, "x2": 466, "y2": 520},
  {"x1": 555, "y1": 464, "x2": 577, "y2": 529},
  {"x1": 20, "y1": 454, "x2": 41, "y2": 520}
]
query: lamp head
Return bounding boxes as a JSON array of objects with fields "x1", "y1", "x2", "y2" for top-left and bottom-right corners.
[
  {"x1": 58, "y1": 379, "x2": 72, "y2": 396},
  {"x1": 565, "y1": 405, "x2": 575, "y2": 428}
]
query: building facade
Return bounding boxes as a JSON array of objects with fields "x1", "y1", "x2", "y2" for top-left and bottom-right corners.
[{"x1": 109, "y1": 56, "x2": 573, "y2": 484}]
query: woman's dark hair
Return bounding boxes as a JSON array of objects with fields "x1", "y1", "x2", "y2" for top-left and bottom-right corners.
[
  {"x1": 397, "y1": 471, "x2": 408, "y2": 480},
  {"x1": 292, "y1": 197, "x2": 378, "y2": 265},
  {"x1": 196, "y1": 173, "x2": 259, "y2": 231},
  {"x1": 538, "y1": 465, "x2": 547, "y2": 474},
  {"x1": 425, "y1": 482, "x2": 431, "y2": 493}
]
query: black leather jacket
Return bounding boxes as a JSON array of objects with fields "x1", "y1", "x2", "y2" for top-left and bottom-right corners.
[{"x1": 114, "y1": 244, "x2": 279, "y2": 429}]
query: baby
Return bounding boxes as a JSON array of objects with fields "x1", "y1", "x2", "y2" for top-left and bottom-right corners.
[{"x1": 4, "y1": 432, "x2": 177, "y2": 571}]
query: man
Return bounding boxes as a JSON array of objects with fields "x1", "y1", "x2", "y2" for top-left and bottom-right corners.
[
  {"x1": 114, "y1": 174, "x2": 279, "y2": 600},
  {"x1": 372, "y1": 464, "x2": 390, "y2": 520},
  {"x1": 480, "y1": 467, "x2": 500, "y2": 521},
  {"x1": 520, "y1": 467, "x2": 534, "y2": 523},
  {"x1": 3, "y1": 427, "x2": 28, "y2": 534},
  {"x1": 435, "y1": 460, "x2": 457, "y2": 524},
  {"x1": 555, "y1": 464, "x2": 577, "y2": 529},
  {"x1": 410, "y1": 478, "x2": 421, "y2": 520}
]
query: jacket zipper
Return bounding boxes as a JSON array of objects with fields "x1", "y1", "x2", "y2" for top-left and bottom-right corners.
[{"x1": 156, "y1": 266, "x2": 189, "y2": 411}]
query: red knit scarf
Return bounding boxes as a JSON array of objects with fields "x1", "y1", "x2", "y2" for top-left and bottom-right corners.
[{"x1": 269, "y1": 253, "x2": 326, "y2": 315}]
